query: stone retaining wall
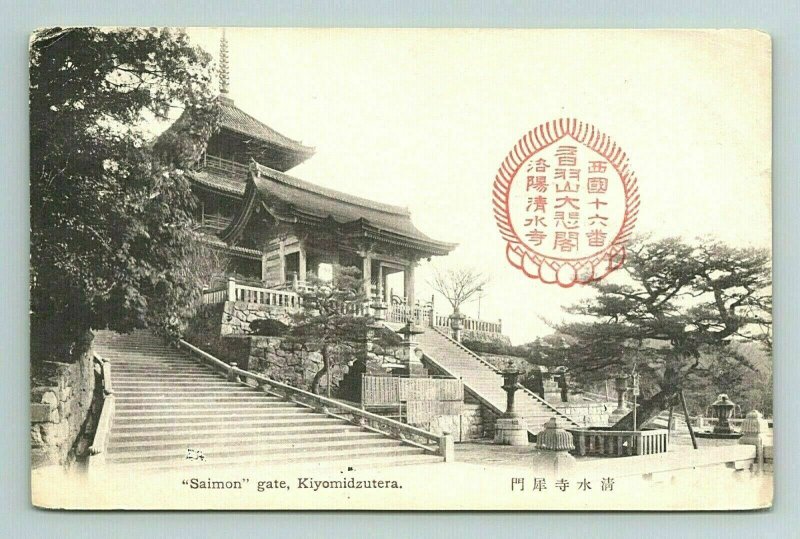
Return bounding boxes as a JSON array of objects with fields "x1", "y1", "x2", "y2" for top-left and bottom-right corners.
[{"x1": 30, "y1": 343, "x2": 96, "y2": 468}]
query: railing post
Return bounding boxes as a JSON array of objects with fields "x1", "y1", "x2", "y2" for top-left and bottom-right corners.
[
  {"x1": 227, "y1": 277, "x2": 236, "y2": 302},
  {"x1": 227, "y1": 362, "x2": 239, "y2": 382},
  {"x1": 439, "y1": 430, "x2": 455, "y2": 462}
]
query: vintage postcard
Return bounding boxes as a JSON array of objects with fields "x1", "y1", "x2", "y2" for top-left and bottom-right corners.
[{"x1": 29, "y1": 28, "x2": 772, "y2": 510}]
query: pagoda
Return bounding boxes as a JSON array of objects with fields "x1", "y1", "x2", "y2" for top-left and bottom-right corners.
[{"x1": 190, "y1": 32, "x2": 456, "y2": 306}]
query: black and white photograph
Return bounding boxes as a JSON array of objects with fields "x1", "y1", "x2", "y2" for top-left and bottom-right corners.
[{"x1": 28, "y1": 27, "x2": 772, "y2": 510}]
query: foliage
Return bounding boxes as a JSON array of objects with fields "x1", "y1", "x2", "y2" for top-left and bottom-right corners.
[
  {"x1": 555, "y1": 236, "x2": 772, "y2": 402},
  {"x1": 285, "y1": 266, "x2": 374, "y2": 395},
  {"x1": 428, "y1": 266, "x2": 489, "y2": 314},
  {"x1": 30, "y1": 27, "x2": 219, "y2": 359}
]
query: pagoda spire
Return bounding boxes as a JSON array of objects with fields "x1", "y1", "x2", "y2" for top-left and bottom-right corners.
[{"x1": 219, "y1": 28, "x2": 230, "y2": 95}]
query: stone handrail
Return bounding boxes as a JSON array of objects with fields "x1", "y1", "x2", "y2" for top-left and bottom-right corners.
[
  {"x1": 87, "y1": 354, "x2": 115, "y2": 469},
  {"x1": 202, "y1": 278, "x2": 302, "y2": 308},
  {"x1": 178, "y1": 339, "x2": 454, "y2": 461},
  {"x1": 430, "y1": 327, "x2": 580, "y2": 427},
  {"x1": 570, "y1": 428, "x2": 669, "y2": 457}
]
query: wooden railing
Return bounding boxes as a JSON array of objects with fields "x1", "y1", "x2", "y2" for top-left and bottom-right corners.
[
  {"x1": 386, "y1": 303, "x2": 501, "y2": 335},
  {"x1": 201, "y1": 278, "x2": 302, "y2": 308},
  {"x1": 199, "y1": 214, "x2": 232, "y2": 232},
  {"x1": 570, "y1": 428, "x2": 669, "y2": 457},
  {"x1": 202, "y1": 153, "x2": 250, "y2": 179},
  {"x1": 87, "y1": 354, "x2": 115, "y2": 470},
  {"x1": 178, "y1": 339, "x2": 455, "y2": 462},
  {"x1": 361, "y1": 375, "x2": 464, "y2": 405}
]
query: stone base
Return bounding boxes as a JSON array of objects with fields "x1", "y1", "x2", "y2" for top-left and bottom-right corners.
[
  {"x1": 494, "y1": 416, "x2": 529, "y2": 446},
  {"x1": 531, "y1": 450, "x2": 577, "y2": 476}
]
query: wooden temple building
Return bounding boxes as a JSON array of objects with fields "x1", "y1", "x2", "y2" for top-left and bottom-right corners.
[{"x1": 190, "y1": 32, "x2": 456, "y2": 306}]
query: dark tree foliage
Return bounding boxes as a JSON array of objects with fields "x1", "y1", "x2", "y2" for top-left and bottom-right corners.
[
  {"x1": 554, "y1": 236, "x2": 771, "y2": 425},
  {"x1": 285, "y1": 266, "x2": 386, "y2": 395},
  {"x1": 30, "y1": 27, "x2": 218, "y2": 361}
]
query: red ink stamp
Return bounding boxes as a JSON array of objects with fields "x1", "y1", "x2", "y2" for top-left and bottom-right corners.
[{"x1": 493, "y1": 118, "x2": 639, "y2": 287}]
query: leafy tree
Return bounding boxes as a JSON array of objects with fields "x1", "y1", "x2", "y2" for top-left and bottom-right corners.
[
  {"x1": 555, "y1": 236, "x2": 771, "y2": 427},
  {"x1": 30, "y1": 27, "x2": 218, "y2": 361},
  {"x1": 286, "y1": 266, "x2": 374, "y2": 396}
]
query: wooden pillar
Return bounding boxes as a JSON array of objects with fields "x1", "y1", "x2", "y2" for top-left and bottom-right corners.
[
  {"x1": 404, "y1": 263, "x2": 416, "y2": 306},
  {"x1": 261, "y1": 252, "x2": 269, "y2": 282},
  {"x1": 362, "y1": 254, "x2": 372, "y2": 299},
  {"x1": 278, "y1": 239, "x2": 286, "y2": 284},
  {"x1": 298, "y1": 244, "x2": 307, "y2": 283},
  {"x1": 382, "y1": 268, "x2": 389, "y2": 303}
]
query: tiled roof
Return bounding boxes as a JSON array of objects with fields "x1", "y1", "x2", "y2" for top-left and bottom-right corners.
[
  {"x1": 190, "y1": 169, "x2": 246, "y2": 197},
  {"x1": 218, "y1": 97, "x2": 315, "y2": 157},
  {"x1": 250, "y1": 162, "x2": 457, "y2": 255}
]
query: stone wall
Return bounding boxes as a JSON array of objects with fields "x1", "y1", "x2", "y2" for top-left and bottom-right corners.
[
  {"x1": 30, "y1": 345, "x2": 96, "y2": 468},
  {"x1": 458, "y1": 329, "x2": 512, "y2": 346},
  {"x1": 431, "y1": 402, "x2": 490, "y2": 442},
  {"x1": 221, "y1": 300, "x2": 295, "y2": 335},
  {"x1": 556, "y1": 402, "x2": 613, "y2": 427}
]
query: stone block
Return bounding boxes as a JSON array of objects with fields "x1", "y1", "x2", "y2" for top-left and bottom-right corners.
[
  {"x1": 31, "y1": 404, "x2": 52, "y2": 423},
  {"x1": 494, "y1": 416, "x2": 528, "y2": 446},
  {"x1": 41, "y1": 391, "x2": 58, "y2": 408}
]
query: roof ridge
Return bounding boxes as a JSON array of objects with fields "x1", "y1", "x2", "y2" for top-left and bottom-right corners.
[{"x1": 251, "y1": 161, "x2": 411, "y2": 216}]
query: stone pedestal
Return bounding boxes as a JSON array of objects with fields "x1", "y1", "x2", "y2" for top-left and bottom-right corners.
[
  {"x1": 533, "y1": 417, "x2": 577, "y2": 475},
  {"x1": 494, "y1": 416, "x2": 529, "y2": 446},
  {"x1": 739, "y1": 410, "x2": 769, "y2": 472},
  {"x1": 494, "y1": 367, "x2": 528, "y2": 446}
]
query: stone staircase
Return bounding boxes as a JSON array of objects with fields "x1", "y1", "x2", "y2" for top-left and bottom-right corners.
[
  {"x1": 93, "y1": 330, "x2": 443, "y2": 469},
  {"x1": 407, "y1": 326, "x2": 581, "y2": 436}
]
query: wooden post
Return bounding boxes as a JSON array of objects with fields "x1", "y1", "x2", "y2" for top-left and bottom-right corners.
[
  {"x1": 298, "y1": 244, "x2": 307, "y2": 283},
  {"x1": 667, "y1": 405, "x2": 674, "y2": 442},
  {"x1": 404, "y1": 263, "x2": 416, "y2": 306},
  {"x1": 440, "y1": 431, "x2": 455, "y2": 462},
  {"x1": 362, "y1": 254, "x2": 372, "y2": 299},
  {"x1": 679, "y1": 390, "x2": 698, "y2": 449},
  {"x1": 227, "y1": 362, "x2": 239, "y2": 383}
]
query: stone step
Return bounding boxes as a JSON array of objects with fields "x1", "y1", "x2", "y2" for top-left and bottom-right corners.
[
  {"x1": 112, "y1": 388, "x2": 263, "y2": 396},
  {"x1": 106, "y1": 441, "x2": 425, "y2": 465},
  {"x1": 115, "y1": 393, "x2": 281, "y2": 402},
  {"x1": 113, "y1": 381, "x2": 238, "y2": 388},
  {"x1": 109, "y1": 427, "x2": 374, "y2": 448},
  {"x1": 114, "y1": 410, "x2": 314, "y2": 424},
  {"x1": 111, "y1": 413, "x2": 328, "y2": 433},
  {"x1": 115, "y1": 404, "x2": 307, "y2": 416},
  {"x1": 110, "y1": 422, "x2": 354, "y2": 442},
  {"x1": 113, "y1": 375, "x2": 225, "y2": 383},
  {"x1": 116, "y1": 397, "x2": 286, "y2": 407},
  {"x1": 109, "y1": 451, "x2": 443, "y2": 471},
  {"x1": 108, "y1": 433, "x2": 400, "y2": 458}
]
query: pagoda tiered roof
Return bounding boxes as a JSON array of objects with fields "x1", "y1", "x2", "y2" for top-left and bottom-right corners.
[{"x1": 217, "y1": 96, "x2": 315, "y2": 159}]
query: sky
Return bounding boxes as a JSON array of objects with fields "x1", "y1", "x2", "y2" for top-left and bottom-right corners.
[{"x1": 186, "y1": 28, "x2": 771, "y2": 344}]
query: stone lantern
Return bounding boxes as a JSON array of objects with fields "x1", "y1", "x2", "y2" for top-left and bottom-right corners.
[
  {"x1": 397, "y1": 320, "x2": 426, "y2": 377},
  {"x1": 370, "y1": 299, "x2": 387, "y2": 322},
  {"x1": 449, "y1": 311, "x2": 465, "y2": 342},
  {"x1": 710, "y1": 393, "x2": 737, "y2": 435},
  {"x1": 608, "y1": 374, "x2": 630, "y2": 425},
  {"x1": 739, "y1": 410, "x2": 770, "y2": 472},
  {"x1": 494, "y1": 365, "x2": 528, "y2": 446}
]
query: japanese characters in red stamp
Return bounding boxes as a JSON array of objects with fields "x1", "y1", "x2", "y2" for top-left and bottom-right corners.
[{"x1": 493, "y1": 118, "x2": 640, "y2": 287}]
